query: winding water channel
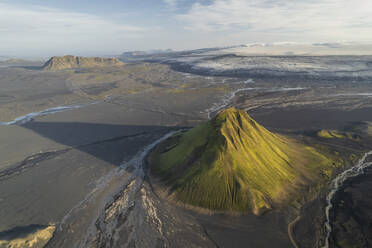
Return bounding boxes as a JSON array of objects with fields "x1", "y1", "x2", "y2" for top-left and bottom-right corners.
[
  {"x1": 322, "y1": 151, "x2": 372, "y2": 248},
  {"x1": 0, "y1": 101, "x2": 99, "y2": 125}
]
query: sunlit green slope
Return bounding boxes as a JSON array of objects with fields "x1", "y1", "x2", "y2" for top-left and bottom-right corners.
[{"x1": 149, "y1": 107, "x2": 337, "y2": 214}]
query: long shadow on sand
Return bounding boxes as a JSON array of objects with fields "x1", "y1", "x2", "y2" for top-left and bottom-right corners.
[{"x1": 21, "y1": 121, "x2": 173, "y2": 166}]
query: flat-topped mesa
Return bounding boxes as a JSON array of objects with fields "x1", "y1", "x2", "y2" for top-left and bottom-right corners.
[
  {"x1": 42, "y1": 55, "x2": 124, "y2": 70},
  {"x1": 149, "y1": 107, "x2": 338, "y2": 215}
]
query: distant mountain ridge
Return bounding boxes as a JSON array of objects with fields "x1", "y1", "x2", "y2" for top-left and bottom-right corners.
[{"x1": 42, "y1": 55, "x2": 124, "y2": 70}]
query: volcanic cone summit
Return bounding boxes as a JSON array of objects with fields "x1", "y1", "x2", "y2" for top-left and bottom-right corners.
[{"x1": 149, "y1": 107, "x2": 335, "y2": 214}]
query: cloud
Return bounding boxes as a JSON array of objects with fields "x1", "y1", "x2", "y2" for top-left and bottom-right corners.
[
  {"x1": 163, "y1": 0, "x2": 179, "y2": 7},
  {"x1": 2, "y1": 1, "x2": 372, "y2": 57},
  {"x1": 176, "y1": 0, "x2": 372, "y2": 42},
  {"x1": 163, "y1": 0, "x2": 185, "y2": 10},
  {"x1": 0, "y1": 3, "x2": 146, "y2": 57}
]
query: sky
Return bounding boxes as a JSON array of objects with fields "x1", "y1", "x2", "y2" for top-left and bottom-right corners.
[{"x1": 1, "y1": 0, "x2": 372, "y2": 58}]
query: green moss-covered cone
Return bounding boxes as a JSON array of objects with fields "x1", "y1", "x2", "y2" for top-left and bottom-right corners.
[{"x1": 149, "y1": 107, "x2": 335, "y2": 214}]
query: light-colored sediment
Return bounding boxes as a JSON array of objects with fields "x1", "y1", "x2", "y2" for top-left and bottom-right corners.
[
  {"x1": 0, "y1": 225, "x2": 55, "y2": 248},
  {"x1": 288, "y1": 216, "x2": 301, "y2": 248}
]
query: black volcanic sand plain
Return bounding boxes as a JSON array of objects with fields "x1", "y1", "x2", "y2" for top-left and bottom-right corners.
[{"x1": 0, "y1": 59, "x2": 372, "y2": 247}]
